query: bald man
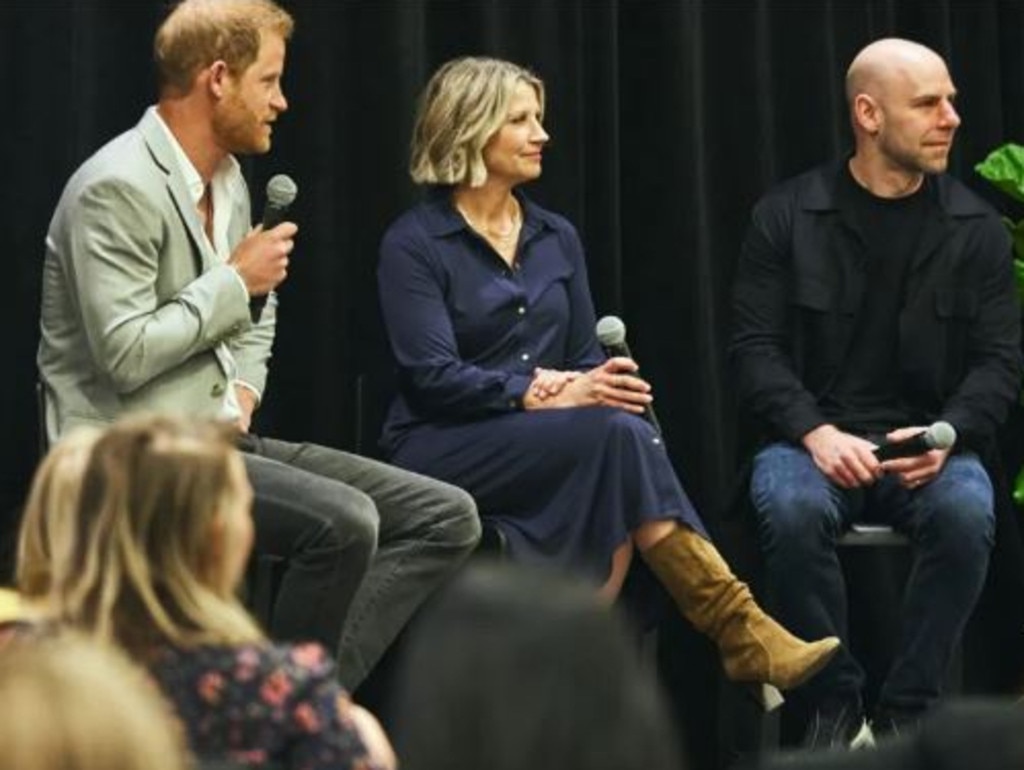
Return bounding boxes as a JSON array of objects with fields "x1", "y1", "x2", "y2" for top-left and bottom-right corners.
[{"x1": 730, "y1": 39, "x2": 1021, "y2": 748}]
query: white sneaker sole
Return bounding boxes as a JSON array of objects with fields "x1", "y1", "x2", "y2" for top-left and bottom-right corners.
[{"x1": 849, "y1": 719, "x2": 876, "y2": 750}]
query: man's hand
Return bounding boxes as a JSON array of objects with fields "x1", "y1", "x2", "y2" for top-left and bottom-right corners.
[
  {"x1": 802, "y1": 424, "x2": 882, "y2": 488},
  {"x1": 234, "y1": 384, "x2": 258, "y2": 434},
  {"x1": 878, "y1": 425, "x2": 951, "y2": 490},
  {"x1": 228, "y1": 221, "x2": 298, "y2": 297},
  {"x1": 525, "y1": 357, "x2": 652, "y2": 413}
]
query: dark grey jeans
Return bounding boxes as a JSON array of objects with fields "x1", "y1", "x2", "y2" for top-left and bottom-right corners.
[
  {"x1": 750, "y1": 442, "x2": 994, "y2": 719},
  {"x1": 240, "y1": 434, "x2": 480, "y2": 689}
]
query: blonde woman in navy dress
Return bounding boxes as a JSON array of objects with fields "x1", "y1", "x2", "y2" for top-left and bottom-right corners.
[{"x1": 377, "y1": 56, "x2": 839, "y2": 693}]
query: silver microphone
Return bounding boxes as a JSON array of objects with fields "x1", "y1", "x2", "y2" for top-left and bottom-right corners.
[
  {"x1": 594, "y1": 315, "x2": 662, "y2": 436},
  {"x1": 873, "y1": 421, "x2": 957, "y2": 461},
  {"x1": 250, "y1": 174, "x2": 298, "y2": 323}
]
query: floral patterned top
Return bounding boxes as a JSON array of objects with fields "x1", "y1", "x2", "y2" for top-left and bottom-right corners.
[{"x1": 148, "y1": 642, "x2": 377, "y2": 769}]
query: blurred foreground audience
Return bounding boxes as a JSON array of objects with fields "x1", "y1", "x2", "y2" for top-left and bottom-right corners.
[
  {"x1": 392, "y1": 561, "x2": 688, "y2": 770},
  {"x1": 759, "y1": 698, "x2": 1024, "y2": 770},
  {"x1": 0, "y1": 634, "x2": 188, "y2": 770},
  {"x1": 14, "y1": 414, "x2": 395, "y2": 770}
]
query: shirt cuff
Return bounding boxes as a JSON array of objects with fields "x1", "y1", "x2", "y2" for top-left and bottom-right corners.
[
  {"x1": 233, "y1": 380, "x2": 263, "y2": 406},
  {"x1": 503, "y1": 374, "x2": 533, "y2": 410}
]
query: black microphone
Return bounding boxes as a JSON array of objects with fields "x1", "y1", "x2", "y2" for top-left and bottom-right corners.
[
  {"x1": 250, "y1": 174, "x2": 298, "y2": 323},
  {"x1": 873, "y1": 421, "x2": 957, "y2": 462},
  {"x1": 595, "y1": 315, "x2": 663, "y2": 436}
]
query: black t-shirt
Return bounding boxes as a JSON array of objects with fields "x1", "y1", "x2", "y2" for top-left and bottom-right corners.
[{"x1": 818, "y1": 167, "x2": 931, "y2": 436}]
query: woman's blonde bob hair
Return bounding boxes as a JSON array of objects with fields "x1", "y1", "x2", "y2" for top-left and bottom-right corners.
[
  {"x1": 42, "y1": 413, "x2": 263, "y2": 657},
  {"x1": 409, "y1": 56, "x2": 545, "y2": 188}
]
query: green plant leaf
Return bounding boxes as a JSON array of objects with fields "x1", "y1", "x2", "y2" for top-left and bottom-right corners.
[
  {"x1": 1014, "y1": 464, "x2": 1024, "y2": 507},
  {"x1": 975, "y1": 143, "x2": 1024, "y2": 204},
  {"x1": 1013, "y1": 222, "x2": 1024, "y2": 266},
  {"x1": 1015, "y1": 258, "x2": 1024, "y2": 305}
]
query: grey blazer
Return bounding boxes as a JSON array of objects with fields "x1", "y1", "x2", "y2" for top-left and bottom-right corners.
[{"x1": 38, "y1": 108, "x2": 277, "y2": 439}]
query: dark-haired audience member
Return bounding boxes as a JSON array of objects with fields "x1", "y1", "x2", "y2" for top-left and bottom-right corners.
[
  {"x1": 0, "y1": 634, "x2": 188, "y2": 770},
  {"x1": 730, "y1": 38, "x2": 1021, "y2": 747},
  {"x1": 394, "y1": 561, "x2": 687, "y2": 770},
  {"x1": 377, "y1": 55, "x2": 838, "y2": 696},
  {"x1": 27, "y1": 414, "x2": 395, "y2": 770}
]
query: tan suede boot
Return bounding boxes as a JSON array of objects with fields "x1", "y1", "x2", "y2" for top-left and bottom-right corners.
[{"x1": 642, "y1": 528, "x2": 839, "y2": 690}]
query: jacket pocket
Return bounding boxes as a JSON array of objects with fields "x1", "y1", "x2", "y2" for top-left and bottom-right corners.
[
  {"x1": 789, "y1": 279, "x2": 843, "y2": 390},
  {"x1": 931, "y1": 289, "x2": 978, "y2": 388},
  {"x1": 934, "y1": 289, "x2": 978, "y2": 321},
  {"x1": 791, "y1": 279, "x2": 832, "y2": 312}
]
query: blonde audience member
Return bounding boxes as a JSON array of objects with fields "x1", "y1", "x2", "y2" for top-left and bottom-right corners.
[
  {"x1": 16, "y1": 427, "x2": 100, "y2": 601},
  {"x1": 0, "y1": 589, "x2": 21, "y2": 623},
  {"x1": 24, "y1": 413, "x2": 394, "y2": 770},
  {"x1": 0, "y1": 588, "x2": 25, "y2": 646},
  {"x1": 0, "y1": 428, "x2": 99, "y2": 646},
  {"x1": 0, "y1": 634, "x2": 187, "y2": 770}
]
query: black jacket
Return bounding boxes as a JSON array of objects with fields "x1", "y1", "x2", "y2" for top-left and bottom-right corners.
[{"x1": 730, "y1": 160, "x2": 1022, "y2": 453}]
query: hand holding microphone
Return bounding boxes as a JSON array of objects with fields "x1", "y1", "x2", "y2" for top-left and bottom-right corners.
[
  {"x1": 803, "y1": 421, "x2": 956, "y2": 490},
  {"x1": 873, "y1": 421, "x2": 957, "y2": 462},
  {"x1": 874, "y1": 421, "x2": 956, "y2": 490},
  {"x1": 229, "y1": 174, "x2": 298, "y2": 323},
  {"x1": 595, "y1": 315, "x2": 662, "y2": 435}
]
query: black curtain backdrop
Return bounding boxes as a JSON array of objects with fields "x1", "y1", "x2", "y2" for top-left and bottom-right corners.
[{"x1": 3, "y1": 1, "x2": 1024, "y2": 766}]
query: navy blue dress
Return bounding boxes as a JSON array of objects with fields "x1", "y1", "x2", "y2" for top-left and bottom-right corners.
[{"x1": 377, "y1": 189, "x2": 705, "y2": 580}]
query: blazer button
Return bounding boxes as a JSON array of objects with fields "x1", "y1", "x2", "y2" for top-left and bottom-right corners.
[{"x1": 211, "y1": 383, "x2": 226, "y2": 397}]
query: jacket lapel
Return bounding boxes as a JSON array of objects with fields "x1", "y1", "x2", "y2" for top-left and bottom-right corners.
[{"x1": 137, "y1": 109, "x2": 217, "y2": 275}]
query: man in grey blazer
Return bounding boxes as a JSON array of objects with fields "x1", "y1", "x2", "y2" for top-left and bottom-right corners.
[{"x1": 37, "y1": 0, "x2": 480, "y2": 690}]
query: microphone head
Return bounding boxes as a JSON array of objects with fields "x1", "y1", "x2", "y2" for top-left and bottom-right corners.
[
  {"x1": 596, "y1": 315, "x2": 626, "y2": 347},
  {"x1": 926, "y1": 421, "x2": 957, "y2": 450},
  {"x1": 266, "y1": 174, "x2": 298, "y2": 207}
]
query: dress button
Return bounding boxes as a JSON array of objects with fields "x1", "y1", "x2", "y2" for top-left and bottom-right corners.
[
  {"x1": 517, "y1": 306, "x2": 526, "y2": 315},
  {"x1": 520, "y1": 353, "x2": 530, "y2": 362},
  {"x1": 211, "y1": 383, "x2": 225, "y2": 397}
]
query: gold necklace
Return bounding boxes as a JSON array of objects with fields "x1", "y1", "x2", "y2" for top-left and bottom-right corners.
[{"x1": 458, "y1": 200, "x2": 522, "y2": 244}]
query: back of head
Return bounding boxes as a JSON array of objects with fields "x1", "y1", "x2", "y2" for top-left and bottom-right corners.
[
  {"x1": 0, "y1": 634, "x2": 187, "y2": 770},
  {"x1": 394, "y1": 562, "x2": 685, "y2": 770},
  {"x1": 409, "y1": 56, "x2": 545, "y2": 187},
  {"x1": 51, "y1": 413, "x2": 261, "y2": 656},
  {"x1": 154, "y1": 0, "x2": 294, "y2": 96}
]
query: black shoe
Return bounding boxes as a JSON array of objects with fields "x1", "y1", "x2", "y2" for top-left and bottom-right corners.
[
  {"x1": 801, "y1": 699, "x2": 876, "y2": 750},
  {"x1": 871, "y1": 708, "x2": 921, "y2": 741}
]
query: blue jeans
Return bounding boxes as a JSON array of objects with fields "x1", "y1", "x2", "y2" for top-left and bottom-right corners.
[{"x1": 750, "y1": 442, "x2": 994, "y2": 717}]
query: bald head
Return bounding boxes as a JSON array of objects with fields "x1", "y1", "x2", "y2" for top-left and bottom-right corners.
[
  {"x1": 845, "y1": 38, "x2": 960, "y2": 193},
  {"x1": 846, "y1": 38, "x2": 949, "y2": 107}
]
